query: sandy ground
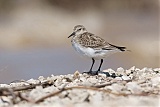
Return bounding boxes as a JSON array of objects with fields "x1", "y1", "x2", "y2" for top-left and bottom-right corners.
[{"x1": 0, "y1": 67, "x2": 159, "y2": 107}]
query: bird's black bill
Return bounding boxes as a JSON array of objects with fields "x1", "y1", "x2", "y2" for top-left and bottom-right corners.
[{"x1": 68, "y1": 32, "x2": 75, "y2": 38}]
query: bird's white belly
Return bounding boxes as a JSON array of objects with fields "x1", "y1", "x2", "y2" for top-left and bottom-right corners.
[{"x1": 72, "y1": 42, "x2": 116, "y2": 60}]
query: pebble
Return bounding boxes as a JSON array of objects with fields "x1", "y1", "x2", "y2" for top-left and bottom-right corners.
[
  {"x1": 73, "y1": 70, "x2": 80, "y2": 79},
  {"x1": 0, "y1": 67, "x2": 159, "y2": 107},
  {"x1": 126, "y1": 82, "x2": 142, "y2": 94},
  {"x1": 125, "y1": 70, "x2": 131, "y2": 75},
  {"x1": 151, "y1": 77, "x2": 160, "y2": 86},
  {"x1": 87, "y1": 77, "x2": 98, "y2": 84},
  {"x1": 122, "y1": 75, "x2": 131, "y2": 81},
  {"x1": 27, "y1": 78, "x2": 40, "y2": 84},
  {"x1": 0, "y1": 96, "x2": 12, "y2": 106},
  {"x1": 0, "y1": 84, "x2": 10, "y2": 88},
  {"x1": 115, "y1": 77, "x2": 122, "y2": 81},
  {"x1": 128, "y1": 66, "x2": 135, "y2": 71},
  {"x1": 116, "y1": 67, "x2": 125, "y2": 76},
  {"x1": 153, "y1": 68, "x2": 160, "y2": 73}
]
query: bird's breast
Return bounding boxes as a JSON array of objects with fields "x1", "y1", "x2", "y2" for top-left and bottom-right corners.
[{"x1": 71, "y1": 40, "x2": 105, "y2": 59}]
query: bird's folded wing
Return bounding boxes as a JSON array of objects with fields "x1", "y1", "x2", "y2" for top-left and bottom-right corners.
[
  {"x1": 78, "y1": 33, "x2": 108, "y2": 49},
  {"x1": 78, "y1": 33, "x2": 126, "y2": 51}
]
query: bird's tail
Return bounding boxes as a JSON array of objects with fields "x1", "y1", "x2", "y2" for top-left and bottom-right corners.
[
  {"x1": 117, "y1": 46, "x2": 126, "y2": 51},
  {"x1": 108, "y1": 43, "x2": 129, "y2": 52}
]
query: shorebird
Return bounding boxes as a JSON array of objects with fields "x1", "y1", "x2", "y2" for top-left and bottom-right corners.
[{"x1": 68, "y1": 25, "x2": 127, "y2": 75}]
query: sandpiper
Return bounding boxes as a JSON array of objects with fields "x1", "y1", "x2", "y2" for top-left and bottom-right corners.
[{"x1": 68, "y1": 25, "x2": 127, "y2": 75}]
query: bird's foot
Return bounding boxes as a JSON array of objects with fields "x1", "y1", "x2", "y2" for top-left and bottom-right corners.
[
  {"x1": 98, "y1": 71, "x2": 110, "y2": 77},
  {"x1": 83, "y1": 71, "x2": 116, "y2": 77},
  {"x1": 82, "y1": 71, "x2": 99, "y2": 76}
]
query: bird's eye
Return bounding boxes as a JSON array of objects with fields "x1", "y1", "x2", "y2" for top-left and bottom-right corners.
[{"x1": 78, "y1": 28, "x2": 81, "y2": 31}]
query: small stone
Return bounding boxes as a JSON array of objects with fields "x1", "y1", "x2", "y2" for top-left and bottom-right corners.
[
  {"x1": 10, "y1": 82, "x2": 29, "y2": 87},
  {"x1": 44, "y1": 85, "x2": 59, "y2": 93},
  {"x1": 116, "y1": 67, "x2": 125, "y2": 76},
  {"x1": 126, "y1": 82, "x2": 142, "y2": 94},
  {"x1": 0, "y1": 96, "x2": 12, "y2": 106},
  {"x1": 38, "y1": 76, "x2": 46, "y2": 81},
  {"x1": 129, "y1": 66, "x2": 135, "y2": 71},
  {"x1": 82, "y1": 81, "x2": 93, "y2": 86},
  {"x1": 115, "y1": 77, "x2": 122, "y2": 81},
  {"x1": 65, "y1": 77, "x2": 72, "y2": 82},
  {"x1": 79, "y1": 76, "x2": 87, "y2": 82},
  {"x1": 47, "y1": 75, "x2": 56, "y2": 82},
  {"x1": 153, "y1": 68, "x2": 160, "y2": 73},
  {"x1": 29, "y1": 86, "x2": 45, "y2": 100},
  {"x1": 141, "y1": 67, "x2": 153, "y2": 73},
  {"x1": 151, "y1": 77, "x2": 160, "y2": 86},
  {"x1": 87, "y1": 77, "x2": 98, "y2": 84},
  {"x1": 73, "y1": 70, "x2": 80, "y2": 79},
  {"x1": 54, "y1": 78, "x2": 63, "y2": 87},
  {"x1": 122, "y1": 75, "x2": 131, "y2": 81},
  {"x1": 135, "y1": 68, "x2": 140, "y2": 71},
  {"x1": 89, "y1": 92, "x2": 103, "y2": 104},
  {"x1": 27, "y1": 79, "x2": 40, "y2": 84},
  {"x1": 104, "y1": 83, "x2": 124, "y2": 94},
  {"x1": 117, "y1": 67, "x2": 125, "y2": 72},
  {"x1": 128, "y1": 74, "x2": 134, "y2": 80},
  {"x1": 59, "y1": 91, "x2": 69, "y2": 98},
  {"x1": 68, "y1": 90, "x2": 89, "y2": 103},
  {"x1": 125, "y1": 70, "x2": 132, "y2": 75},
  {"x1": 0, "y1": 84, "x2": 10, "y2": 88}
]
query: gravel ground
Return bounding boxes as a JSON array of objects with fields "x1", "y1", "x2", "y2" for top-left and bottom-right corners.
[{"x1": 0, "y1": 67, "x2": 160, "y2": 107}]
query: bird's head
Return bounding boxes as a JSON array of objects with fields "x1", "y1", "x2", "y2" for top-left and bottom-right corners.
[{"x1": 68, "y1": 25, "x2": 87, "y2": 38}]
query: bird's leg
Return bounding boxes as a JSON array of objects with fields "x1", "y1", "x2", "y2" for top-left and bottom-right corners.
[
  {"x1": 83, "y1": 58, "x2": 95, "y2": 75},
  {"x1": 96, "y1": 59, "x2": 103, "y2": 74},
  {"x1": 96, "y1": 59, "x2": 111, "y2": 77},
  {"x1": 89, "y1": 58, "x2": 95, "y2": 73}
]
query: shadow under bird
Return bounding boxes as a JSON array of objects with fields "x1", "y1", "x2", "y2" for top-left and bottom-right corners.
[{"x1": 68, "y1": 25, "x2": 127, "y2": 75}]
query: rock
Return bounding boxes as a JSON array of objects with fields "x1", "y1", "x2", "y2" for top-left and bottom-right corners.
[
  {"x1": 10, "y1": 81, "x2": 29, "y2": 87},
  {"x1": 122, "y1": 75, "x2": 131, "y2": 81},
  {"x1": 129, "y1": 66, "x2": 135, "y2": 71},
  {"x1": 87, "y1": 77, "x2": 98, "y2": 84},
  {"x1": 0, "y1": 84, "x2": 10, "y2": 88},
  {"x1": 115, "y1": 77, "x2": 122, "y2": 81},
  {"x1": 153, "y1": 68, "x2": 160, "y2": 73},
  {"x1": 79, "y1": 76, "x2": 87, "y2": 82},
  {"x1": 0, "y1": 67, "x2": 160, "y2": 107},
  {"x1": 73, "y1": 70, "x2": 80, "y2": 79},
  {"x1": 151, "y1": 77, "x2": 160, "y2": 86},
  {"x1": 125, "y1": 70, "x2": 132, "y2": 75},
  {"x1": 38, "y1": 76, "x2": 46, "y2": 82},
  {"x1": 128, "y1": 74, "x2": 134, "y2": 80},
  {"x1": 68, "y1": 90, "x2": 89, "y2": 103},
  {"x1": 29, "y1": 86, "x2": 45, "y2": 100},
  {"x1": 81, "y1": 80, "x2": 93, "y2": 86},
  {"x1": 116, "y1": 67, "x2": 125, "y2": 76},
  {"x1": 27, "y1": 78, "x2": 40, "y2": 84},
  {"x1": 105, "y1": 83, "x2": 123, "y2": 93},
  {"x1": 89, "y1": 92, "x2": 103, "y2": 104},
  {"x1": 135, "y1": 68, "x2": 140, "y2": 71},
  {"x1": 141, "y1": 67, "x2": 153, "y2": 73},
  {"x1": 126, "y1": 82, "x2": 142, "y2": 94},
  {"x1": 54, "y1": 79, "x2": 62, "y2": 87},
  {"x1": 0, "y1": 96, "x2": 12, "y2": 106},
  {"x1": 117, "y1": 67, "x2": 125, "y2": 72}
]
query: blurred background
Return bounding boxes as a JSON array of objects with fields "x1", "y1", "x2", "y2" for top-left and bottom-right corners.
[{"x1": 0, "y1": 0, "x2": 159, "y2": 83}]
